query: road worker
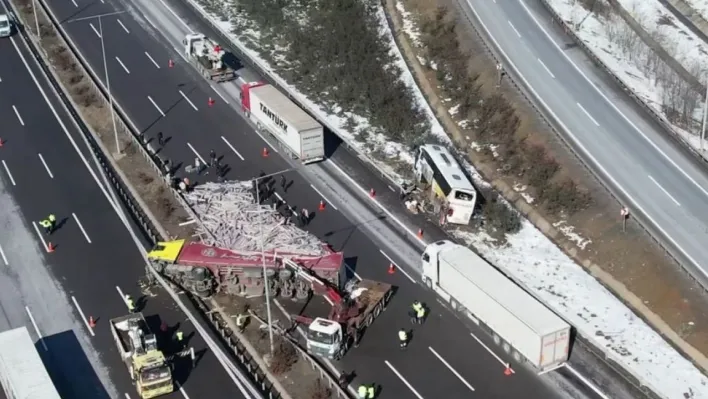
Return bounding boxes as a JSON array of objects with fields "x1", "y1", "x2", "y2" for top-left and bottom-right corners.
[
  {"x1": 398, "y1": 328, "x2": 408, "y2": 349},
  {"x1": 176, "y1": 330, "x2": 184, "y2": 350},
  {"x1": 125, "y1": 295, "x2": 135, "y2": 313},
  {"x1": 357, "y1": 385, "x2": 368, "y2": 398},
  {"x1": 410, "y1": 301, "x2": 422, "y2": 324},
  {"x1": 415, "y1": 304, "x2": 426, "y2": 325},
  {"x1": 39, "y1": 219, "x2": 52, "y2": 235},
  {"x1": 235, "y1": 313, "x2": 248, "y2": 333},
  {"x1": 48, "y1": 214, "x2": 56, "y2": 232}
]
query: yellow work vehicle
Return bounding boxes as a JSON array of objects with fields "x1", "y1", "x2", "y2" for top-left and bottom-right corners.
[{"x1": 110, "y1": 312, "x2": 174, "y2": 398}]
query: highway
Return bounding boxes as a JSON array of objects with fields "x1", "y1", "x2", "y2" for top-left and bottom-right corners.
[
  {"x1": 0, "y1": 12, "x2": 253, "y2": 398},
  {"x1": 28, "y1": 0, "x2": 645, "y2": 396},
  {"x1": 460, "y1": 0, "x2": 708, "y2": 284}
]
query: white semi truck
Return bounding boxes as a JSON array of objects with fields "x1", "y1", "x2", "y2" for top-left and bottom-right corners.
[
  {"x1": 241, "y1": 82, "x2": 325, "y2": 163},
  {"x1": 0, "y1": 327, "x2": 60, "y2": 399},
  {"x1": 422, "y1": 240, "x2": 571, "y2": 373}
]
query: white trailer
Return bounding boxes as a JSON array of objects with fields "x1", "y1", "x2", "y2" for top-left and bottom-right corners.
[
  {"x1": 422, "y1": 240, "x2": 571, "y2": 373},
  {"x1": 0, "y1": 327, "x2": 61, "y2": 399},
  {"x1": 241, "y1": 83, "x2": 324, "y2": 163}
]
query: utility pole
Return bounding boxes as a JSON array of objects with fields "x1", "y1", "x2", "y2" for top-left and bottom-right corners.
[
  {"x1": 252, "y1": 167, "x2": 294, "y2": 358},
  {"x1": 67, "y1": 11, "x2": 126, "y2": 157},
  {"x1": 701, "y1": 80, "x2": 708, "y2": 154},
  {"x1": 32, "y1": 0, "x2": 40, "y2": 40}
]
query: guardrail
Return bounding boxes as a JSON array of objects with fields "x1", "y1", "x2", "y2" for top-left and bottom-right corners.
[{"x1": 10, "y1": 0, "x2": 299, "y2": 396}]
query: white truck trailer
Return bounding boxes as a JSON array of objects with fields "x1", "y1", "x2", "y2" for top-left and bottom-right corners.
[
  {"x1": 0, "y1": 327, "x2": 61, "y2": 399},
  {"x1": 241, "y1": 82, "x2": 325, "y2": 163},
  {"x1": 422, "y1": 240, "x2": 571, "y2": 373}
]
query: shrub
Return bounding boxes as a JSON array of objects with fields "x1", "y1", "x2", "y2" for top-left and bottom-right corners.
[
  {"x1": 309, "y1": 378, "x2": 333, "y2": 399},
  {"x1": 482, "y1": 192, "x2": 521, "y2": 234},
  {"x1": 540, "y1": 178, "x2": 591, "y2": 214},
  {"x1": 268, "y1": 337, "x2": 297, "y2": 376},
  {"x1": 524, "y1": 145, "x2": 558, "y2": 188}
]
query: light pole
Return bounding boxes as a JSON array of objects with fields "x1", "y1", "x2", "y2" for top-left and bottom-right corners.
[
  {"x1": 702, "y1": 80, "x2": 708, "y2": 153},
  {"x1": 32, "y1": 0, "x2": 40, "y2": 40},
  {"x1": 251, "y1": 167, "x2": 295, "y2": 357},
  {"x1": 67, "y1": 11, "x2": 126, "y2": 157}
]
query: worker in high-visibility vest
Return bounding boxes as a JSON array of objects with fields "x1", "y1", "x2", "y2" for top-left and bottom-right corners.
[
  {"x1": 415, "y1": 305, "x2": 426, "y2": 325},
  {"x1": 398, "y1": 329, "x2": 408, "y2": 349},
  {"x1": 176, "y1": 330, "x2": 184, "y2": 350},
  {"x1": 357, "y1": 384, "x2": 375, "y2": 398},
  {"x1": 125, "y1": 295, "x2": 135, "y2": 313},
  {"x1": 235, "y1": 313, "x2": 248, "y2": 333}
]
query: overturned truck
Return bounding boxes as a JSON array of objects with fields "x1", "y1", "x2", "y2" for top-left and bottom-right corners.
[{"x1": 148, "y1": 239, "x2": 342, "y2": 299}]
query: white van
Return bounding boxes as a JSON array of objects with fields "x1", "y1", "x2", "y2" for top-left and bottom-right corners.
[{"x1": 0, "y1": 14, "x2": 12, "y2": 38}]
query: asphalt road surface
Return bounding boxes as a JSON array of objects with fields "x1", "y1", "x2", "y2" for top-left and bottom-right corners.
[
  {"x1": 29, "y1": 0, "x2": 648, "y2": 396},
  {"x1": 461, "y1": 0, "x2": 708, "y2": 285},
  {"x1": 0, "y1": 17, "x2": 253, "y2": 399}
]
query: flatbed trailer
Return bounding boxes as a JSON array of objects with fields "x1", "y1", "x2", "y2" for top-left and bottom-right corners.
[{"x1": 183, "y1": 33, "x2": 235, "y2": 83}]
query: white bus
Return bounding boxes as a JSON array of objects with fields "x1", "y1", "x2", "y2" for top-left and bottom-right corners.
[{"x1": 413, "y1": 144, "x2": 477, "y2": 225}]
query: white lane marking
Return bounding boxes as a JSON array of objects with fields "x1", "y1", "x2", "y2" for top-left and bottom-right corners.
[
  {"x1": 72, "y1": 213, "x2": 92, "y2": 243},
  {"x1": 145, "y1": 52, "x2": 160, "y2": 69},
  {"x1": 428, "y1": 347, "x2": 475, "y2": 392},
  {"x1": 38, "y1": 153, "x2": 54, "y2": 178},
  {"x1": 179, "y1": 90, "x2": 198, "y2": 111},
  {"x1": 380, "y1": 250, "x2": 415, "y2": 283},
  {"x1": 25, "y1": 306, "x2": 48, "y2": 351},
  {"x1": 71, "y1": 296, "x2": 95, "y2": 337},
  {"x1": 12, "y1": 105, "x2": 24, "y2": 126},
  {"x1": 115, "y1": 286, "x2": 131, "y2": 309},
  {"x1": 537, "y1": 58, "x2": 555, "y2": 78},
  {"x1": 384, "y1": 360, "x2": 424, "y2": 399},
  {"x1": 565, "y1": 365, "x2": 611, "y2": 399},
  {"x1": 124, "y1": 394, "x2": 131, "y2": 399},
  {"x1": 116, "y1": 57, "x2": 130, "y2": 74},
  {"x1": 147, "y1": 96, "x2": 165, "y2": 117},
  {"x1": 326, "y1": 160, "x2": 426, "y2": 247},
  {"x1": 310, "y1": 184, "x2": 338, "y2": 211},
  {"x1": 508, "y1": 20, "x2": 521, "y2": 38},
  {"x1": 2, "y1": 161, "x2": 16, "y2": 186},
  {"x1": 156, "y1": 0, "x2": 193, "y2": 32},
  {"x1": 186, "y1": 142, "x2": 206, "y2": 164},
  {"x1": 71, "y1": 0, "x2": 78, "y2": 7},
  {"x1": 179, "y1": 219, "x2": 196, "y2": 226},
  {"x1": 0, "y1": 244, "x2": 7, "y2": 265},
  {"x1": 89, "y1": 23, "x2": 101, "y2": 38},
  {"x1": 576, "y1": 103, "x2": 599, "y2": 127},
  {"x1": 519, "y1": 2, "x2": 708, "y2": 201},
  {"x1": 211, "y1": 86, "x2": 229, "y2": 104},
  {"x1": 31, "y1": 221, "x2": 50, "y2": 252},
  {"x1": 0, "y1": 75, "x2": 3, "y2": 82},
  {"x1": 471, "y1": 3, "x2": 703, "y2": 276},
  {"x1": 648, "y1": 175, "x2": 681, "y2": 206},
  {"x1": 221, "y1": 136, "x2": 244, "y2": 160},
  {"x1": 177, "y1": 383, "x2": 190, "y2": 399},
  {"x1": 116, "y1": 19, "x2": 130, "y2": 34},
  {"x1": 273, "y1": 192, "x2": 283, "y2": 202},
  {"x1": 469, "y1": 332, "x2": 513, "y2": 373}
]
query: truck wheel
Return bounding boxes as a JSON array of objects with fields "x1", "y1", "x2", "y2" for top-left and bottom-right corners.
[
  {"x1": 425, "y1": 278, "x2": 432, "y2": 289},
  {"x1": 373, "y1": 302, "x2": 383, "y2": 318},
  {"x1": 450, "y1": 299, "x2": 458, "y2": 311},
  {"x1": 365, "y1": 314, "x2": 373, "y2": 327}
]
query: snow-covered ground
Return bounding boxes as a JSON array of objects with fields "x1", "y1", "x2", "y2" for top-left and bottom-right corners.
[
  {"x1": 548, "y1": 0, "x2": 708, "y2": 158},
  {"x1": 185, "y1": 0, "x2": 708, "y2": 396},
  {"x1": 686, "y1": 0, "x2": 708, "y2": 26}
]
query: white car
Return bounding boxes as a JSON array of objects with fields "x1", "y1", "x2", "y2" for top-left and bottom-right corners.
[{"x1": 0, "y1": 14, "x2": 12, "y2": 38}]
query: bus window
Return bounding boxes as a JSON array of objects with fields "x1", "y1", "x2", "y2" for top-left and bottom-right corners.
[{"x1": 454, "y1": 190, "x2": 475, "y2": 201}]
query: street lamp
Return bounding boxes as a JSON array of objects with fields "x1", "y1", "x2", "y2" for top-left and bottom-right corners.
[
  {"x1": 250, "y1": 167, "x2": 294, "y2": 356},
  {"x1": 32, "y1": 0, "x2": 40, "y2": 40},
  {"x1": 701, "y1": 79, "x2": 708, "y2": 154},
  {"x1": 67, "y1": 11, "x2": 126, "y2": 157}
]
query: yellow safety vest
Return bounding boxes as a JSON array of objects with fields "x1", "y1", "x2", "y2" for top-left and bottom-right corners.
[
  {"x1": 416, "y1": 307, "x2": 425, "y2": 318},
  {"x1": 398, "y1": 330, "x2": 407, "y2": 341},
  {"x1": 48, "y1": 214, "x2": 56, "y2": 222},
  {"x1": 176, "y1": 331, "x2": 184, "y2": 341},
  {"x1": 358, "y1": 385, "x2": 367, "y2": 397},
  {"x1": 126, "y1": 299, "x2": 135, "y2": 310},
  {"x1": 39, "y1": 220, "x2": 51, "y2": 228},
  {"x1": 367, "y1": 387, "x2": 375, "y2": 398}
]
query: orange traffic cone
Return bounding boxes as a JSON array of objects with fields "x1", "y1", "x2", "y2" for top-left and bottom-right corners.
[
  {"x1": 388, "y1": 263, "x2": 395, "y2": 274},
  {"x1": 89, "y1": 316, "x2": 97, "y2": 328},
  {"x1": 168, "y1": 59, "x2": 174, "y2": 68},
  {"x1": 369, "y1": 188, "x2": 375, "y2": 198},
  {"x1": 504, "y1": 364, "x2": 513, "y2": 376},
  {"x1": 47, "y1": 242, "x2": 55, "y2": 253},
  {"x1": 318, "y1": 200, "x2": 326, "y2": 211},
  {"x1": 262, "y1": 147, "x2": 269, "y2": 157},
  {"x1": 417, "y1": 228, "x2": 424, "y2": 239},
  {"x1": 208, "y1": 97, "x2": 215, "y2": 107}
]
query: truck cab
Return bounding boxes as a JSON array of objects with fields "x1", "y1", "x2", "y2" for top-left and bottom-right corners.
[
  {"x1": 134, "y1": 352, "x2": 173, "y2": 399},
  {"x1": 0, "y1": 14, "x2": 12, "y2": 38},
  {"x1": 303, "y1": 318, "x2": 348, "y2": 359},
  {"x1": 421, "y1": 240, "x2": 453, "y2": 288}
]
